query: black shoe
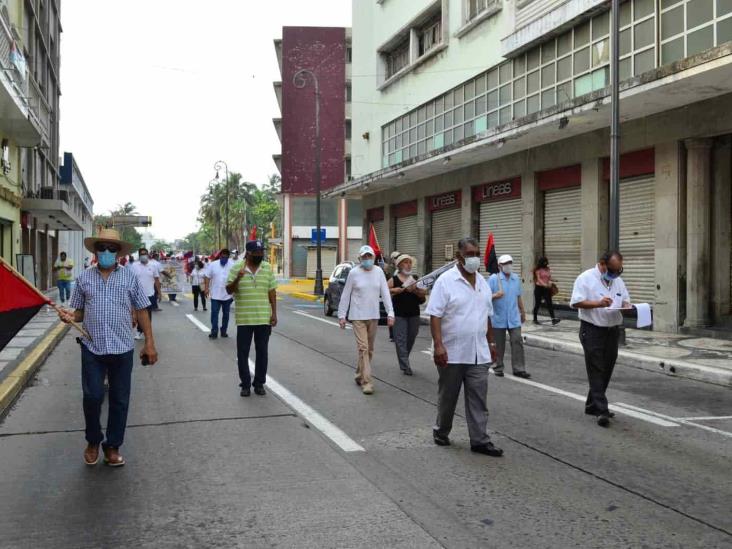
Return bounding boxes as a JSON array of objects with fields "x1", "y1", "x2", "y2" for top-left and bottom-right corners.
[
  {"x1": 403, "y1": 368, "x2": 413, "y2": 376},
  {"x1": 254, "y1": 386, "x2": 266, "y2": 396},
  {"x1": 471, "y1": 442, "x2": 504, "y2": 457},
  {"x1": 597, "y1": 414, "x2": 611, "y2": 427},
  {"x1": 533, "y1": 320, "x2": 540, "y2": 325},
  {"x1": 586, "y1": 408, "x2": 615, "y2": 418},
  {"x1": 493, "y1": 370, "x2": 505, "y2": 377},
  {"x1": 240, "y1": 387, "x2": 251, "y2": 397},
  {"x1": 513, "y1": 371, "x2": 531, "y2": 379},
  {"x1": 220, "y1": 333, "x2": 228, "y2": 338},
  {"x1": 552, "y1": 318, "x2": 561, "y2": 325},
  {"x1": 208, "y1": 333, "x2": 217, "y2": 339},
  {"x1": 194, "y1": 308, "x2": 198, "y2": 311},
  {"x1": 203, "y1": 308, "x2": 208, "y2": 311},
  {"x1": 433, "y1": 432, "x2": 451, "y2": 446}
]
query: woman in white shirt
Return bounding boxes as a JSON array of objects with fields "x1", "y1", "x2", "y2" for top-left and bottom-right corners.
[{"x1": 190, "y1": 260, "x2": 207, "y2": 312}]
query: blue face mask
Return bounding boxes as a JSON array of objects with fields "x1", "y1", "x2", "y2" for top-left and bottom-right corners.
[
  {"x1": 361, "y1": 259, "x2": 374, "y2": 270},
  {"x1": 97, "y1": 250, "x2": 117, "y2": 269},
  {"x1": 220, "y1": 257, "x2": 229, "y2": 266}
]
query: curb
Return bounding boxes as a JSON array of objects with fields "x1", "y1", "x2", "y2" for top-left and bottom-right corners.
[
  {"x1": 523, "y1": 332, "x2": 732, "y2": 388},
  {"x1": 290, "y1": 291, "x2": 322, "y2": 302},
  {"x1": 0, "y1": 322, "x2": 69, "y2": 418}
]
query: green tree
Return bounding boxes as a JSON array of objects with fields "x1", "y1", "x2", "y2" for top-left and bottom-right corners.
[{"x1": 93, "y1": 202, "x2": 143, "y2": 251}]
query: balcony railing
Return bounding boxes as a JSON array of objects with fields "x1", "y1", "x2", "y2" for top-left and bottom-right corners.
[
  {"x1": 25, "y1": 186, "x2": 69, "y2": 205},
  {"x1": 0, "y1": 12, "x2": 29, "y2": 104}
]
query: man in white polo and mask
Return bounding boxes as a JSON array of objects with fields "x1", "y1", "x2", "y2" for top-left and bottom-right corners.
[{"x1": 488, "y1": 254, "x2": 530, "y2": 379}]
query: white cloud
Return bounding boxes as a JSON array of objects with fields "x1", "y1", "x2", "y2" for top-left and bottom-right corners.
[{"x1": 60, "y1": 0, "x2": 351, "y2": 241}]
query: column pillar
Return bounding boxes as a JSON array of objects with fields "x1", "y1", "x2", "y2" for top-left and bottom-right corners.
[
  {"x1": 415, "y1": 198, "x2": 428, "y2": 273},
  {"x1": 711, "y1": 136, "x2": 732, "y2": 321},
  {"x1": 338, "y1": 197, "x2": 348, "y2": 263},
  {"x1": 580, "y1": 158, "x2": 608, "y2": 269},
  {"x1": 520, "y1": 170, "x2": 541, "y2": 309},
  {"x1": 460, "y1": 184, "x2": 472, "y2": 237},
  {"x1": 685, "y1": 138, "x2": 713, "y2": 328}
]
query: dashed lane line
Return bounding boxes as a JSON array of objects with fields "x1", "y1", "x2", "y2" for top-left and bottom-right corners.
[
  {"x1": 185, "y1": 313, "x2": 364, "y2": 452},
  {"x1": 616, "y1": 403, "x2": 732, "y2": 439}
]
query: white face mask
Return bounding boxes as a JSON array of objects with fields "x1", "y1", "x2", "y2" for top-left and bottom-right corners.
[
  {"x1": 401, "y1": 269, "x2": 412, "y2": 276},
  {"x1": 501, "y1": 264, "x2": 513, "y2": 274},
  {"x1": 463, "y1": 257, "x2": 480, "y2": 274}
]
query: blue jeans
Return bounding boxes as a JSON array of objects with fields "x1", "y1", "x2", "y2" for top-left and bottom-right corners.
[
  {"x1": 237, "y1": 325, "x2": 271, "y2": 388},
  {"x1": 57, "y1": 280, "x2": 71, "y2": 302},
  {"x1": 210, "y1": 298, "x2": 232, "y2": 336},
  {"x1": 81, "y1": 346, "x2": 134, "y2": 449}
]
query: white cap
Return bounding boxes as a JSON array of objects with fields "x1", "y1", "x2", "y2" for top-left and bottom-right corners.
[
  {"x1": 359, "y1": 245, "x2": 375, "y2": 258},
  {"x1": 498, "y1": 254, "x2": 513, "y2": 265}
]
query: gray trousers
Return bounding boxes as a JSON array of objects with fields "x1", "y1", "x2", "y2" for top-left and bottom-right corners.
[
  {"x1": 434, "y1": 364, "x2": 492, "y2": 446},
  {"x1": 393, "y1": 316, "x2": 420, "y2": 371},
  {"x1": 493, "y1": 327, "x2": 526, "y2": 374}
]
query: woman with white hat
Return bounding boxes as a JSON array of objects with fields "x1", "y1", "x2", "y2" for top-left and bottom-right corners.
[{"x1": 387, "y1": 254, "x2": 426, "y2": 375}]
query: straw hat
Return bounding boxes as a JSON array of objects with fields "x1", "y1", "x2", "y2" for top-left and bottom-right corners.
[
  {"x1": 395, "y1": 254, "x2": 416, "y2": 268},
  {"x1": 84, "y1": 228, "x2": 132, "y2": 256}
]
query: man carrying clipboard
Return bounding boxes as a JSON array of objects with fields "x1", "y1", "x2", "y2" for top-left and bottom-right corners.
[{"x1": 570, "y1": 251, "x2": 630, "y2": 428}]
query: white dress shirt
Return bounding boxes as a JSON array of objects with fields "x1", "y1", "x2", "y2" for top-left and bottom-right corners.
[
  {"x1": 205, "y1": 259, "x2": 234, "y2": 301},
  {"x1": 337, "y1": 265, "x2": 394, "y2": 321},
  {"x1": 190, "y1": 267, "x2": 205, "y2": 286},
  {"x1": 570, "y1": 266, "x2": 630, "y2": 327},
  {"x1": 425, "y1": 266, "x2": 494, "y2": 365},
  {"x1": 130, "y1": 261, "x2": 160, "y2": 297}
]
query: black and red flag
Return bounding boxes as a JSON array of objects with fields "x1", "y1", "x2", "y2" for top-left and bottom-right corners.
[
  {"x1": 0, "y1": 257, "x2": 50, "y2": 352},
  {"x1": 484, "y1": 232, "x2": 499, "y2": 274}
]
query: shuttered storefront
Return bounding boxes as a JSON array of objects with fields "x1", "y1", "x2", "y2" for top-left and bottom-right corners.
[
  {"x1": 306, "y1": 246, "x2": 338, "y2": 278},
  {"x1": 619, "y1": 178, "x2": 655, "y2": 303},
  {"x1": 429, "y1": 190, "x2": 462, "y2": 271},
  {"x1": 475, "y1": 178, "x2": 523, "y2": 276},
  {"x1": 372, "y1": 220, "x2": 386, "y2": 251},
  {"x1": 395, "y1": 214, "x2": 419, "y2": 260},
  {"x1": 367, "y1": 206, "x2": 386, "y2": 254},
  {"x1": 543, "y1": 186, "x2": 582, "y2": 304},
  {"x1": 347, "y1": 239, "x2": 362, "y2": 263},
  {"x1": 292, "y1": 240, "x2": 308, "y2": 278}
]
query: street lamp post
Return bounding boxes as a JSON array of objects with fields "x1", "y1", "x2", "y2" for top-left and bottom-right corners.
[
  {"x1": 609, "y1": 0, "x2": 620, "y2": 251},
  {"x1": 293, "y1": 68, "x2": 324, "y2": 296},
  {"x1": 214, "y1": 160, "x2": 230, "y2": 250}
]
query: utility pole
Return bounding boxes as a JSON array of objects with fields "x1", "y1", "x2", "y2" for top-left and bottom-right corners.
[{"x1": 609, "y1": 0, "x2": 620, "y2": 251}]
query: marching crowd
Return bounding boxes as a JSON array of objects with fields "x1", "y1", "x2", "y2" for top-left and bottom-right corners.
[{"x1": 58, "y1": 228, "x2": 630, "y2": 466}]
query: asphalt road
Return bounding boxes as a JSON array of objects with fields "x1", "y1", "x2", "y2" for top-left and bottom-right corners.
[{"x1": 0, "y1": 295, "x2": 730, "y2": 548}]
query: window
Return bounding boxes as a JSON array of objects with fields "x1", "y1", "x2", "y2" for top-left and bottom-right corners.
[
  {"x1": 418, "y1": 16, "x2": 442, "y2": 56},
  {"x1": 660, "y1": 0, "x2": 732, "y2": 64},
  {"x1": 345, "y1": 120, "x2": 352, "y2": 139},
  {"x1": 385, "y1": 38, "x2": 410, "y2": 78},
  {"x1": 467, "y1": 0, "x2": 490, "y2": 21},
  {"x1": 346, "y1": 83, "x2": 352, "y2": 102},
  {"x1": 345, "y1": 157, "x2": 352, "y2": 178},
  {"x1": 346, "y1": 46, "x2": 352, "y2": 63}
]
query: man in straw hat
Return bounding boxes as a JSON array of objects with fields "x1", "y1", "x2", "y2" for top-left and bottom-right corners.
[{"x1": 58, "y1": 228, "x2": 158, "y2": 467}]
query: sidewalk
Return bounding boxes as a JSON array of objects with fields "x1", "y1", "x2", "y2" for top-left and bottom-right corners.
[
  {"x1": 0, "y1": 289, "x2": 69, "y2": 417},
  {"x1": 277, "y1": 278, "x2": 326, "y2": 302},
  {"x1": 522, "y1": 316, "x2": 732, "y2": 387}
]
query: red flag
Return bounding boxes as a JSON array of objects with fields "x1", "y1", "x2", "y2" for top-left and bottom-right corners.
[
  {"x1": 0, "y1": 257, "x2": 50, "y2": 352},
  {"x1": 484, "y1": 233, "x2": 499, "y2": 274},
  {"x1": 249, "y1": 225, "x2": 257, "y2": 240},
  {"x1": 368, "y1": 223, "x2": 382, "y2": 260}
]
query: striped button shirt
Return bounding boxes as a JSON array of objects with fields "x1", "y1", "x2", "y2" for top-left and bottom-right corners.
[
  {"x1": 69, "y1": 266, "x2": 151, "y2": 355},
  {"x1": 227, "y1": 260, "x2": 277, "y2": 326}
]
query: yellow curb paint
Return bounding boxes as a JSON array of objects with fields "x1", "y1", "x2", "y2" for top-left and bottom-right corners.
[
  {"x1": 291, "y1": 291, "x2": 322, "y2": 302},
  {"x1": 0, "y1": 322, "x2": 69, "y2": 416}
]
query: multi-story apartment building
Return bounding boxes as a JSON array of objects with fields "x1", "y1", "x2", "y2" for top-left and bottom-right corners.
[
  {"x1": 0, "y1": 0, "x2": 80, "y2": 290},
  {"x1": 58, "y1": 152, "x2": 93, "y2": 277},
  {"x1": 273, "y1": 26, "x2": 362, "y2": 279},
  {"x1": 328, "y1": 0, "x2": 732, "y2": 333}
]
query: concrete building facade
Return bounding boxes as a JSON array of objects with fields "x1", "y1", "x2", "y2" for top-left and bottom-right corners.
[
  {"x1": 57, "y1": 152, "x2": 93, "y2": 278},
  {"x1": 272, "y1": 26, "x2": 362, "y2": 279},
  {"x1": 329, "y1": 0, "x2": 732, "y2": 332}
]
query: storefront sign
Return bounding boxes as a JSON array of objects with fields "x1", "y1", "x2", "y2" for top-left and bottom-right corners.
[
  {"x1": 473, "y1": 177, "x2": 521, "y2": 202},
  {"x1": 428, "y1": 190, "x2": 462, "y2": 212},
  {"x1": 391, "y1": 200, "x2": 418, "y2": 218},
  {"x1": 366, "y1": 207, "x2": 384, "y2": 222}
]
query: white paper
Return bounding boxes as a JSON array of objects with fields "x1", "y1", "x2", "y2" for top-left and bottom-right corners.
[
  {"x1": 611, "y1": 293, "x2": 623, "y2": 308},
  {"x1": 635, "y1": 303, "x2": 652, "y2": 328}
]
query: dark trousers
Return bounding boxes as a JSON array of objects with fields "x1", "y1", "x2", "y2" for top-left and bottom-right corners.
[
  {"x1": 138, "y1": 296, "x2": 154, "y2": 334},
  {"x1": 149, "y1": 293, "x2": 159, "y2": 310},
  {"x1": 81, "y1": 346, "x2": 134, "y2": 449},
  {"x1": 393, "y1": 316, "x2": 420, "y2": 371},
  {"x1": 237, "y1": 325, "x2": 271, "y2": 388},
  {"x1": 434, "y1": 364, "x2": 492, "y2": 446},
  {"x1": 533, "y1": 286, "x2": 555, "y2": 320},
  {"x1": 579, "y1": 321, "x2": 619, "y2": 415},
  {"x1": 192, "y1": 285, "x2": 206, "y2": 310},
  {"x1": 210, "y1": 298, "x2": 232, "y2": 336}
]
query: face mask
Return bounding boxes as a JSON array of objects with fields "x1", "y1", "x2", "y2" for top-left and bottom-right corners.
[
  {"x1": 463, "y1": 257, "x2": 480, "y2": 274},
  {"x1": 361, "y1": 259, "x2": 374, "y2": 270},
  {"x1": 139, "y1": 254, "x2": 149, "y2": 264},
  {"x1": 220, "y1": 257, "x2": 229, "y2": 266},
  {"x1": 602, "y1": 271, "x2": 618, "y2": 282},
  {"x1": 501, "y1": 265, "x2": 512, "y2": 274},
  {"x1": 401, "y1": 269, "x2": 412, "y2": 276},
  {"x1": 250, "y1": 255, "x2": 264, "y2": 265},
  {"x1": 97, "y1": 251, "x2": 117, "y2": 269}
]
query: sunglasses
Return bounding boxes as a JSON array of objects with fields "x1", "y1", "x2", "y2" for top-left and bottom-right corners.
[{"x1": 94, "y1": 244, "x2": 120, "y2": 253}]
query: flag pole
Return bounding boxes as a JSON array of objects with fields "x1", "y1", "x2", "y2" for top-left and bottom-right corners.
[{"x1": 0, "y1": 256, "x2": 91, "y2": 340}]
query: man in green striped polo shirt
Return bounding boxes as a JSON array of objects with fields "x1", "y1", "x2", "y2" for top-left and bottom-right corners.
[{"x1": 226, "y1": 240, "x2": 278, "y2": 397}]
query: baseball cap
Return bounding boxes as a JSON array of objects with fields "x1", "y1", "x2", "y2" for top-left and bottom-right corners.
[
  {"x1": 358, "y1": 245, "x2": 375, "y2": 258},
  {"x1": 498, "y1": 254, "x2": 513, "y2": 264},
  {"x1": 245, "y1": 240, "x2": 265, "y2": 252}
]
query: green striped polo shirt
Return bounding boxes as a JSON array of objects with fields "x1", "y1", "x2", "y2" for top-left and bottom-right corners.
[{"x1": 227, "y1": 260, "x2": 277, "y2": 325}]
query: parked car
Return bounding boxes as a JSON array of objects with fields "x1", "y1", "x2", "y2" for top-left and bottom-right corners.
[{"x1": 324, "y1": 261, "x2": 388, "y2": 324}]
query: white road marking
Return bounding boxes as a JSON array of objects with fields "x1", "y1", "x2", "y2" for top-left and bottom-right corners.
[
  {"x1": 170, "y1": 301, "x2": 180, "y2": 307},
  {"x1": 617, "y1": 403, "x2": 732, "y2": 439},
  {"x1": 249, "y1": 359, "x2": 365, "y2": 453},
  {"x1": 677, "y1": 415, "x2": 732, "y2": 421},
  {"x1": 293, "y1": 309, "x2": 351, "y2": 329},
  {"x1": 186, "y1": 314, "x2": 210, "y2": 333}
]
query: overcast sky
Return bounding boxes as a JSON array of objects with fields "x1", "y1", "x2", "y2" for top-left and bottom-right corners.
[{"x1": 59, "y1": 0, "x2": 351, "y2": 242}]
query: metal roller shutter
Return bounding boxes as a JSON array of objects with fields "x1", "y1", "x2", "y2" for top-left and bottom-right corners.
[
  {"x1": 395, "y1": 215, "x2": 419, "y2": 260},
  {"x1": 347, "y1": 239, "x2": 361, "y2": 263},
  {"x1": 479, "y1": 199, "x2": 523, "y2": 277},
  {"x1": 307, "y1": 247, "x2": 337, "y2": 279},
  {"x1": 619, "y1": 178, "x2": 655, "y2": 303},
  {"x1": 431, "y1": 208, "x2": 463, "y2": 271},
  {"x1": 543, "y1": 187, "x2": 582, "y2": 304},
  {"x1": 372, "y1": 220, "x2": 386, "y2": 253},
  {"x1": 292, "y1": 240, "x2": 308, "y2": 278}
]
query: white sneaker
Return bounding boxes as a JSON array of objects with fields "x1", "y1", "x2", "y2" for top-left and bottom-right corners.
[
  {"x1": 134, "y1": 332, "x2": 143, "y2": 340},
  {"x1": 362, "y1": 383, "x2": 374, "y2": 395}
]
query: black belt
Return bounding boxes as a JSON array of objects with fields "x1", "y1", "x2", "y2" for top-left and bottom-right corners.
[{"x1": 581, "y1": 320, "x2": 619, "y2": 332}]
